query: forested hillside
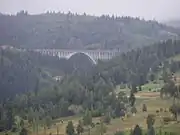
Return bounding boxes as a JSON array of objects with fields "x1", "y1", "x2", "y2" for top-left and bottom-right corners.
[
  {"x1": 0, "y1": 11, "x2": 180, "y2": 51},
  {"x1": 0, "y1": 48, "x2": 59, "y2": 98},
  {"x1": 89, "y1": 39, "x2": 180, "y2": 87},
  {"x1": 1, "y1": 39, "x2": 180, "y2": 99},
  {"x1": 1, "y1": 39, "x2": 180, "y2": 134},
  {"x1": 0, "y1": 47, "x2": 97, "y2": 99}
]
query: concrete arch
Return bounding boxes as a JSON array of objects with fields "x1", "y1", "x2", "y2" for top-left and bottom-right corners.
[{"x1": 66, "y1": 52, "x2": 97, "y2": 64}]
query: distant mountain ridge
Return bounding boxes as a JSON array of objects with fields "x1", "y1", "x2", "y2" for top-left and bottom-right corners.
[
  {"x1": 0, "y1": 11, "x2": 180, "y2": 52},
  {"x1": 165, "y1": 20, "x2": 180, "y2": 28}
]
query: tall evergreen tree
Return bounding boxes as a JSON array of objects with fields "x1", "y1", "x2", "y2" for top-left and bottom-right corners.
[
  {"x1": 83, "y1": 109, "x2": 92, "y2": 125},
  {"x1": 129, "y1": 92, "x2": 136, "y2": 107},
  {"x1": 66, "y1": 121, "x2": 75, "y2": 135},
  {"x1": 132, "y1": 125, "x2": 142, "y2": 135},
  {"x1": 76, "y1": 120, "x2": 84, "y2": 135}
]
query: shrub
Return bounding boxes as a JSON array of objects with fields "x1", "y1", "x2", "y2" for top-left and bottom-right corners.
[
  {"x1": 160, "y1": 108, "x2": 163, "y2": 112},
  {"x1": 156, "y1": 110, "x2": 160, "y2": 114},
  {"x1": 91, "y1": 123, "x2": 95, "y2": 128},
  {"x1": 131, "y1": 107, "x2": 137, "y2": 114},
  {"x1": 96, "y1": 122, "x2": 100, "y2": 125},
  {"x1": 142, "y1": 104, "x2": 147, "y2": 112},
  {"x1": 11, "y1": 125, "x2": 18, "y2": 132}
]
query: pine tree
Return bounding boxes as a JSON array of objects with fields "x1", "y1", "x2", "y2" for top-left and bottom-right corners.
[
  {"x1": 103, "y1": 112, "x2": 111, "y2": 124},
  {"x1": 83, "y1": 109, "x2": 92, "y2": 125},
  {"x1": 66, "y1": 121, "x2": 75, "y2": 135},
  {"x1": 34, "y1": 78, "x2": 39, "y2": 96},
  {"x1": 76, "y1": 120, "x2": 84, "y2": 135},
  {"x1": 129, "y1": 92, "x2": 136, "y2": 107},
  {"x1": 142, "y1": 104, "x2": 147, "y2": 112},
  {"x1": 45, "y1": 116, "x2": 52, "y2": 128},
  {"x1": 6, "y1": 108, "x2": 14, "y2": 130},
  {"x1": 131, "y1": 84, "x2": 137, "y2": 93},
  {"x1": 20, "y1": 119, "x2": 24, "y2": 129},
  {"x1": 147, "y1": 126, "x2": 155, "y2": 135},
  {"x1": 99, "y1": 119, "x2": 106, "y2": 135},
  {"x1": 146, "y1": 114, "x2": 155, "y2": 129},
  {"x1": 132, "y1": 125, "x2": 142, "y2": 135}
]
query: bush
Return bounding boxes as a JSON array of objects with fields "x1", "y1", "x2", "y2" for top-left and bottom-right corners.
[
  {"x1": 11, "y1": 126, "x2": 18, "y2": 132},
  {"x1": 156, "y1": 110, "x2": 160, "y2": 114},
  {"x1": 96, "y1": 122, "x2": 100, "y2": 125},
  {"x1": 153, "y1": 81, "x2": 157, "y2": 84},
  {"x1": 160, "y1": 108, "x2": 163, "y2": 112},
  {"x1": 91, "y1": 123, "x2": 95, "y2": 128}
]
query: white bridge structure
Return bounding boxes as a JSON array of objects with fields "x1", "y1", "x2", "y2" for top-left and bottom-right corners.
[{"x1": 34, "y1": 49, "x2": 120, "y2": 64}]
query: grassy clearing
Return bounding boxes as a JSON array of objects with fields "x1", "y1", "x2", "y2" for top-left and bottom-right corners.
[
  {"x1": 141, "y1": 81, "x2": 164, "y2": 91},
  {"x1": 80, "y1": 96, "x2": 176, "y2": 135},
  {"x1": 116, "y1": 80, "x2": 164, "y2": 94},
  {"x1": 35, "y1": 94, "x2": 180, "y2": 135},
  {"x1": 3, "y1": 93, "x2": 180, "y2": 135}
]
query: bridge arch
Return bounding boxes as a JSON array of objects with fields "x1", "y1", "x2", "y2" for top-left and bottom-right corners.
[{"x1": 66, "y1": 52, "x2": 97, "y2": 64}]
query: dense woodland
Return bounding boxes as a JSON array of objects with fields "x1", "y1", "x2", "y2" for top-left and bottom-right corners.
[
  {"x1": 92, "y1": 39, "x2": 180, "y2": 87},
  {"x1": 0, "y1": 48, "x2": 96, "y2": 98},
  {"x1": 2, "y1": 39, "x2": 180, "y2": 98},
  {"x1": 0, "y1": 11, "x2": 180, "y2": 51}
]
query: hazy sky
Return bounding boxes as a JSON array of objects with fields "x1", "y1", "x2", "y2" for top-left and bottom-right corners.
[{"x1": 0, "y1": 0, "x2": 180, "y2": 21}]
